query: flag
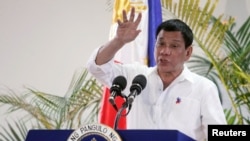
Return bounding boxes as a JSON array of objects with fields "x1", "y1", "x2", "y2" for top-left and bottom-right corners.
[
  {"x1": 98, "y1": 86, "x2": 126, "y2": 128},
  {"x1": 99, "y1": 0, "x2": 162, "y2": 129},
  {"x1": 147, "y1": 0, "x2": 162, "y2": 67},
  {"x1": 110, "y1": 0, "x2": 149, "y2": 65}
]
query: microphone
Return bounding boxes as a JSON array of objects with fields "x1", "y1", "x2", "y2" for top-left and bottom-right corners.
[
  {"x1": 127, "y1": 74, "x2": 147, "y2": 104},
  {"x1": 109, "y1": 75, "x2": 127, "y2": 105}
]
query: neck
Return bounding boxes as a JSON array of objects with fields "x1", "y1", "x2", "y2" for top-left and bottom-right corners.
[{"x1": 158, "y1": 68, "x2": 183, "y2": 89}]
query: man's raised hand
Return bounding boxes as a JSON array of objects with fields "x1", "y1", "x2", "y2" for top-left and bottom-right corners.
[{"x1": 116, "y1": 7, "x2": 142, "y2": 44}]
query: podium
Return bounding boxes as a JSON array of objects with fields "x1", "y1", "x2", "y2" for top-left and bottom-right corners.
[{"x1": 25, "y1": 129, "x2": 195, "y2": 141}]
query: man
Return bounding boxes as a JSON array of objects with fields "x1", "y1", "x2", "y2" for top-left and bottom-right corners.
[{"x1": 86, "y1": 7, "x2": 227, "y2": 141}]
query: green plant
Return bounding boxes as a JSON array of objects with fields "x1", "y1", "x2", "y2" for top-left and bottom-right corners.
[
  {"x1": 0, "y1": 68, "x2": 103, "y2": 141},
  {"x1": 210, "y1": 16, "x2": 250, "y2": 124},
  {"x1": 188, "y1": 17, "x2": 250, "y2": 124}
]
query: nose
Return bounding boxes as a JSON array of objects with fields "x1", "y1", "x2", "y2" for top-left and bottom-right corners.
[{"x1": 160, "y1": 47, "x2": 171, "y2": 55}]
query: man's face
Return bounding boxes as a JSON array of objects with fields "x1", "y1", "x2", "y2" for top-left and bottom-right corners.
[{"x1": 154, "y1": 30, "x2": 192, "y2": 74}]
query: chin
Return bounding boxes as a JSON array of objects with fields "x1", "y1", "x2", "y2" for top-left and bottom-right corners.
[{"x1": 158, "y1": 65, "x2": 171, "y2": 72}]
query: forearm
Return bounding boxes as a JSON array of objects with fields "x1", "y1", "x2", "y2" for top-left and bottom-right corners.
[
  {"x1": 95, "y1": 37, "x2": 125, "y2": 65},
  {"x1": 95, "y1": 7, "x2": 141, "y2": 65}
]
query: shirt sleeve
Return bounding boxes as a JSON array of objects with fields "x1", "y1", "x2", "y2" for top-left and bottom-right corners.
[
  {"x1": 85, "y1": 47, "x2": 116, "y2": 87},
  {"x1": 85, "y1": 47, "x2": 151, "y2": 94},
  {"x1": 200, "y1": 80, "x2": 227, "y2": 137}
]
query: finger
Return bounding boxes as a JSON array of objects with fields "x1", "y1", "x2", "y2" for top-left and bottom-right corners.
[
  {"x1": 135, "y1": 30, "x2": 142, "y2": 36},
  {"x1": 134, "y1": 12, "x2": 142, "y2": 27},
  {"x1": 117, "y1": 19, "x2": 122, "y2": 26},
  {"x1": 122, "y1": 9, "x2": 128, "y2": 22},
  {"x1": 129, "y1": 7, "x2": 135, "y2": 22}
]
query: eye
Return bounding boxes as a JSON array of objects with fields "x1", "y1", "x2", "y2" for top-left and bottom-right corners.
[
  {"x1": 170, "y1": 44, "x2": 179, "y2": 48},
  {"x1": 170, "y1": 44, "x2": 177, "y2": 48},
  {"x1": 156, "y1": 41, "x2": 166, "y2": 47}
]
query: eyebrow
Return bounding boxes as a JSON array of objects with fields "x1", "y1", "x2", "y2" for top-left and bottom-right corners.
[
  {"x1": 172, "y1": 39, "x2": 182, "y2": 43},
  {"x1": 157, "y1": 38, "x2": 182, "y2": 43}
]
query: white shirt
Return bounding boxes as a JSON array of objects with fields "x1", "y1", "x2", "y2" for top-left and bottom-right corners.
[{"x1": 86, "y1": 48, "x2": 227, "y2": 141}]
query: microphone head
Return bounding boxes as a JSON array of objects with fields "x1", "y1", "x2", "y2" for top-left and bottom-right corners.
[
  {"x1": 110, "y1": 75, "x2": 127, "y2": 92},
  {"x1": 130, "y1": 74, "x2": 147, "y2": 92}
]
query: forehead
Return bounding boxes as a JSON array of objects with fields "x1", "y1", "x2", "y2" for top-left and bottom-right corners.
[{"x1": 157, "y1": 30, "x2": 184, "y2": 42}]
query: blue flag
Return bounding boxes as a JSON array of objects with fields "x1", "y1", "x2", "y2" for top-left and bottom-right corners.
[{"x1": 147, "y1": 0, "x2": 162, "y2": 67}]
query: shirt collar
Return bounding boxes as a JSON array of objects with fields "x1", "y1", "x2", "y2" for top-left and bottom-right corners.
[
  {"x1": 150, "y1": 64, "x2": 195, "y2": 84},
  {"x1": 179, "y1": 65, "x2": 195, "y2": 83}
]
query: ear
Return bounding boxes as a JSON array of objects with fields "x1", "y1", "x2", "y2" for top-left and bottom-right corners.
[{"x1": 185, "y1": 46, "x2": 193, "y2": 60}]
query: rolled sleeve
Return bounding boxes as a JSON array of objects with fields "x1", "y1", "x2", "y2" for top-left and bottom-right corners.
[{"x1": 85, "y1": 48, "x2": 116, "y2": 87}]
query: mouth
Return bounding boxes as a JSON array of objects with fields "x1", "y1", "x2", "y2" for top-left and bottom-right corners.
[{"x1": 158, "y1": 58, "x2": 170, "y2": 65}]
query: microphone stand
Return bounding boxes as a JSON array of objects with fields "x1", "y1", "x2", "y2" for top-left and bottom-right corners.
[
  {"x1": 113, "y1": 102, "x2": 128, "y2": 130},
  {"x1": 113, "y1": 98, "x2": 132, "y2": 130}
]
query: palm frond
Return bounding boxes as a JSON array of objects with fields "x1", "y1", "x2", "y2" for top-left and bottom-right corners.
[
  {"x1": 0, "y1": 67, "x2": 103, "y2": 140},
  {"x1": 0, "y1": 121, "x2": 28, "y2": 141}
]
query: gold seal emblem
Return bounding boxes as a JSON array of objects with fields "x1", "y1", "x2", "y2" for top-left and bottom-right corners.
[{"x1": 67, "y1": 123, "x2": 122, "y2": 141}]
